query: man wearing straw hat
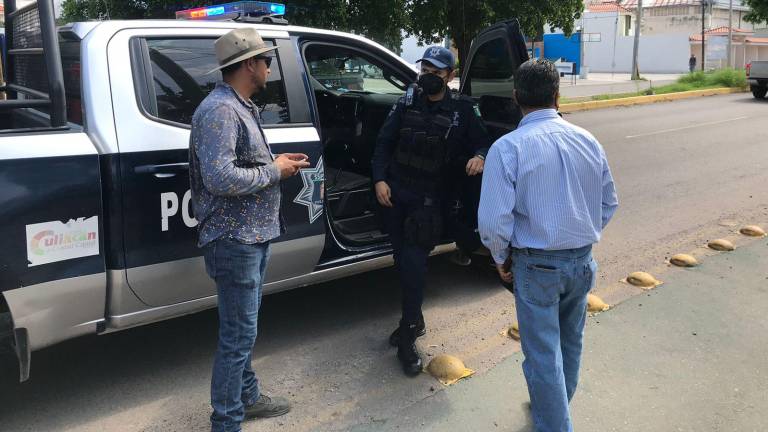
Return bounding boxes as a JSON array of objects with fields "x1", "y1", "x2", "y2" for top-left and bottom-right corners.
[{"x1": 189, "y1": 27, "x2": 310, "y2": 431}]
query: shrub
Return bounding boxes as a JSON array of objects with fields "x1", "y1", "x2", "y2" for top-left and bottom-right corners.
[
  {"x1": 676, "y1": 68, "x2": 746, "y2": 88},
  {"x1": 708, "y1": 68, "x2": 747, "y2": 88}
]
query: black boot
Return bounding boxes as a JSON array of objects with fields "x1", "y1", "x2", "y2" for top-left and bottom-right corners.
[
  {"x1": 389, "y1": 317, "x2": 426, "y2": 347},
  {"x1": 397, "y1": 323, "x2": 423, "y2": 377}
]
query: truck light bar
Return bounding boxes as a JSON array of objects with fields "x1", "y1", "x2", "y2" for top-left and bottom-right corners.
[{"x1": 176, "y1": 2, "x2": 286, "y2": 20}]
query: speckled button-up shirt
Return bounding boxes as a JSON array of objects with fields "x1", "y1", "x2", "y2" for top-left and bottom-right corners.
[{"x1": 189, "y1": 82, "x2": 282, "y2": 247}]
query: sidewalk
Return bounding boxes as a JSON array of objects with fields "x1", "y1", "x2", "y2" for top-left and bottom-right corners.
[
  {"x1": 559, "y1": 73, "x2": 683, "y2": 99},
  {"x1": 450, "y1": 73, "x2": 683, "y2": 99},
  {"x1": 346, "y1": 239, "x2": 768, "y2": 431}
]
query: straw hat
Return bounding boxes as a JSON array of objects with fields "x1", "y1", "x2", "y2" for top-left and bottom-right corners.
[{"x1": 206, "y1": 27, "x2": 278, "y2": 75}]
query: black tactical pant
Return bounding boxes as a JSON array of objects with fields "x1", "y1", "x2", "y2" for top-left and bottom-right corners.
[{"x1": 386, "y1": 183, "x2": 435, "y2": 326}]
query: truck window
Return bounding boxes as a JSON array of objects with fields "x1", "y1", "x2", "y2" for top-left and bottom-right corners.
[
  {"x1": 304, "y1": 44, "x2": 406, "y2": 94},
  {"x1": 6, "y1": 38, "x2": 83, "y2": 126},
  {"x1": 144, "y1": 38, "x2": 289, "y2": 126},
  {"x1": 465, "y1": 37, "x2": 515, "y2": 98},
  {"x1": 61, "y1": 40, "x2": 83, "y2": 125}
]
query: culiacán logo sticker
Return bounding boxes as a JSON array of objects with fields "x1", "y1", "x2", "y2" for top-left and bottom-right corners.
[{"x1": 26, "y1": 216, "x2": 99, "y2": 266}]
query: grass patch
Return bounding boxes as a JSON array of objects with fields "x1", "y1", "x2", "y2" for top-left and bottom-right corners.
[
  {"x1": 562, "y1": 69, "x2": 747, "y2": 104},
  {"x1": 678, "y1": 68, "x2": 747, "y2": 88}
]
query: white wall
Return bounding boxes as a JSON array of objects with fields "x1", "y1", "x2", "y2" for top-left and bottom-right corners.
[{"x1": 584, "y1": 32, "x2": 692, "y2": 73}]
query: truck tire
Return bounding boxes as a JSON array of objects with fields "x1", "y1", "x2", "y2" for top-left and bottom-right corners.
[
  {"x1": 0, "y1": 312, "x2": 19, "y2": 385},
  {"x1": 752, "y1": 86, "x2": 767, "y2": 99}
]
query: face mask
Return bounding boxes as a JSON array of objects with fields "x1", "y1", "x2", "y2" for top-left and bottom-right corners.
[{"x1": 418, "y1": 73, "x2": 445, "y2": 95}]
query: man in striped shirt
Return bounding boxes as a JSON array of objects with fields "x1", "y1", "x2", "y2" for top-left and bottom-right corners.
[{"x1": 478, "y1": 59, "x2": 618, "y2": 432}]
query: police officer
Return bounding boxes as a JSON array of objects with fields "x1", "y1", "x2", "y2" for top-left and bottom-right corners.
[{"x1": 371, "y1": 46, "x2": 491, "y2": 376}]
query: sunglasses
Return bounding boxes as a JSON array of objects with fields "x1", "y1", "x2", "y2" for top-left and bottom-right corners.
[{"x1": 253, "y1": 56, "x2": 273, "y2": 68}]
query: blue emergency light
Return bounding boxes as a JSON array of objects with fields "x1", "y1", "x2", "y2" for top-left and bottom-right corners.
[{"x1": 176, "y1": 2, "x2": 286, "y2": 20}]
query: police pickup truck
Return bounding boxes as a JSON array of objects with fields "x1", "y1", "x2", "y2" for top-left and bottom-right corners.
[{"x1": 0, "y1": 0, "x2": 528, "y2": 381}]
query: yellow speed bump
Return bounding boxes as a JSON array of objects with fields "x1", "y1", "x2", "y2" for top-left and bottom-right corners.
[
  {"x1": 739, "y1": 225, "x2": 766, "y2": 237},
  {"x1": 670, "y1": 254, "x2": 698, "y2": 267},
  {"x1": 587, "y1": 293, "x2": 610, "y2": 312},
  {"x1": 708, "y1": 239, "x2": 735, "y2": 251},
  {"x1": 426, "y1": 354, "x2": 475, "y2": 386},
  {"x1": 626, "y1": 271, "x2": 662, "y2": 288}
]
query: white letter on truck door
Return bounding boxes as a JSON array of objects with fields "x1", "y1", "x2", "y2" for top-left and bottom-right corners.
[
  {"x1": 182, "y1": 190, "x2": 199, "y2": 228},
  {"x1": 161, "y1": 192, "x2": 179, "y2": 232}
]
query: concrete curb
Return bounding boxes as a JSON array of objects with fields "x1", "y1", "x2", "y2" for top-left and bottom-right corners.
[{"x1": 560, "y1": 87, "x2": 746, "y2": 113}]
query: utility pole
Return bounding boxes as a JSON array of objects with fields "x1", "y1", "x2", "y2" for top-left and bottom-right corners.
[
  {"x1": 631, "y1": 0, "x2": 642, "y2": 80},
  {"x1": 727, "y1": 0, "x2": 733, "y2": 69},
  {"x1": 701, "y1": 0, "x2": 706, "y2": 71}
]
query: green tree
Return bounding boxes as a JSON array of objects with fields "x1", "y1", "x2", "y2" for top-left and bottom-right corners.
[
  {"x1": 286, "y1": 0, "x2": 349, "y2": 30},
  {"x1": 347, "y1": 0, "x2": 409, "y2": 52},
  {"x1": 61, "y1": 0, "x2": 145, "y2": 21},
  {"x1": 406, "y1": 0, "x2": 583, "y2": 70},
  {"x1": 60, "y1": 0, "x2": 211, "y2": 21},
  {"x1": 60, "y1": 0, "x2": 407, "y2": 52},
  {"x1": 743, "y1": 0, "x2": 768, "y2": 24}
]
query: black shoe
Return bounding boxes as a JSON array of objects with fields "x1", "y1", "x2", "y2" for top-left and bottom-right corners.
[
  {"x1": 244, "y1": 394, "x2": 291, "y2": 419},
  {"x1": 397, "y1": 324, "x2": 423, "y2": 377},
  {"x1": 388, "y1": 320, "x2": 426, "y2": 347},
  {"x1": 448, "y1": 249, "x2": 472, "y2": 266}
]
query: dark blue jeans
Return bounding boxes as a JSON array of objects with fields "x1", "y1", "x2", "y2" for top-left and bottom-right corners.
[
  {"x1": 203, "y1": 238, "x2": 271, "y2": 432},
  {"x1": 511, "y1": 245, "x2": 596, "y2": 432}
]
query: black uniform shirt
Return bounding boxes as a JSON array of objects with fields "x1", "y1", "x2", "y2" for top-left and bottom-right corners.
[{"x1": 371, "y1": 90, "x2": 491, "y2": 185}]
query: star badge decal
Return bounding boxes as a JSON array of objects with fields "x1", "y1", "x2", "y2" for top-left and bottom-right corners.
[{"x1": 293, "y1": 156, "x2": 325, "y2": 223}]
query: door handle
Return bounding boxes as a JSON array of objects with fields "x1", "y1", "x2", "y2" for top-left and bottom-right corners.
[{"x1": 135, "y1": 163, "x2": 189, "y2": 178}]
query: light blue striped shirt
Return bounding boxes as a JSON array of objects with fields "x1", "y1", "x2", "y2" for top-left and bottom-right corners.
[{"x1": 478, "y1": 109, "x2": 618, "y2": 264}]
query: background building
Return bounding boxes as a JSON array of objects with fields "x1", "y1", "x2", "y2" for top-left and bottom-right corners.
[{"x1": 546, "y1": 0, "x2": 768, "y2": 74}]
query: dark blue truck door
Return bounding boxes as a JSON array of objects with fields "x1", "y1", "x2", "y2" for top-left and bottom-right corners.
[
  {"x1": 452, "y1": 20, "x2": 529, "y2": 262},
  {"x1": 460, "y1": 19, "x2": 530, "y2": 141},
  {"x1": 108, "y1": 29, "x2": 325, "y2": 308}
]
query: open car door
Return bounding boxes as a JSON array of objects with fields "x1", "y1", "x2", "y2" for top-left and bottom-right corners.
[
  {"x1": 460, "y1": 19, "x2": 529, "y2": 142},
  {"x1": 450, "y1": 20, "x2": 528, "y2": 278}
]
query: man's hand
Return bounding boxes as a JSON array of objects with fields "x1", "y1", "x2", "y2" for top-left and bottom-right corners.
[
  {"x1": 274, "y1": 153, "x2": 310, "y2": 179},
  {"x1": 496, "y1": 257, "x2": 513, "y2": 283},
  {"x1": 375, "y1": 181, "x2": 393, "y2": 207},
  {"x1": 466, "y1": 156, "x2": 485, "y2": 176}
]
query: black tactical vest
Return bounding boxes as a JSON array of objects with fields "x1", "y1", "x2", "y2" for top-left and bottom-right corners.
[{"x1": 393, "y1": 101, "x2": 455, "y2": 196}]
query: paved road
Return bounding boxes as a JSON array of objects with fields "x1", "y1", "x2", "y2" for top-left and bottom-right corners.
[
  {"x1": 1, "y1": 93, "x2": 767, "y2": 432},
  {"x1": 349, "y1": 237, "x2": 768, "y2": 432}
]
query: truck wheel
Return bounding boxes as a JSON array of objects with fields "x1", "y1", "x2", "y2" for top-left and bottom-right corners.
[
  {"x1": 0, "y1": 336, "x2": 18, "y2": 383},
  {"x1": 752, "y1": 86, "x2": 767, "y2": 99},
  {"x1": 0, "y1": 312, "x2": 18, "y2": 382}
]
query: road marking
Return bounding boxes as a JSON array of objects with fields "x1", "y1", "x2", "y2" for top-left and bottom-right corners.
[{"x1": 625, "y1": 116, "x2": 749, "y2": 139}]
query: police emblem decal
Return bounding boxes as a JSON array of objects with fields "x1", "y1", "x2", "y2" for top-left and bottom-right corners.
[{"x1": 293, "y1": 156, "x2": 325, "y2": 223}]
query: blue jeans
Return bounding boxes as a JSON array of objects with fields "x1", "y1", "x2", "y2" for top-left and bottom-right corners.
[
  {"x1": 511, "y1": 245, "x2": 597, "y2": 432},
  {"x1": 203, "y1": 238, "x2": 271, "y2": 432}
]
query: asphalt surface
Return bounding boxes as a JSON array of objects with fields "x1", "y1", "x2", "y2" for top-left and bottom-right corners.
[
  {"x1": 1, "y1": 93, "x2": 767, "y2": 432},
  {"x1": 348, "y1": 237, "x2": 768, "y2": 432}
]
